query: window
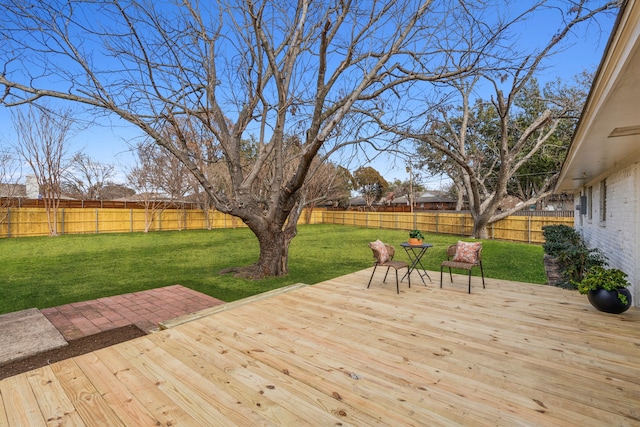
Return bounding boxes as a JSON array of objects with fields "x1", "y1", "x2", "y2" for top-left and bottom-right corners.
[{"x1": 600, "y1": 180, "x2": 607, "y2": 223}]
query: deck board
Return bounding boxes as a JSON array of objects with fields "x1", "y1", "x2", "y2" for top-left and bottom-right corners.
[
  {"x1": 0, "y1": 374, "x2": 47, "y2": 426},
  {"x1": 25, "y1": 366, "x2": 85, "y2": 426},
  {"x1": 1, "y1": 269, "x2": 640, "y2": 426},
  {"x1": 73, "y1": 352, "x2": 160, "y2": 426}
]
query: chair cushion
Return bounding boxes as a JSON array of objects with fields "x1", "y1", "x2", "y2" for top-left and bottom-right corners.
[
  {"x1": 453, "y1": 241, "x2": 482, "y2": 264},
  {"x1": 441, "y1": 260, "x2": 475, "y2": 270},
  {"x1": 369, "y1": 240, "x2": 389, "y2": 264}
]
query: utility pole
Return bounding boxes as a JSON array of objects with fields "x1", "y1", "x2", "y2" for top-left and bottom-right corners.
[
  {"x1": 406, "y1": 163, "x2": 416, "y2": 229},
  {"x1": 406, "y1": 164, "x2": 414, "y2": 214}
]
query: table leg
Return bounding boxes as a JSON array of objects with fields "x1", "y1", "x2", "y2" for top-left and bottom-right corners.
[
  {"x1": 401, "y1": 246, "x2": 432, "y2": 285},
  {"x1": 413, "y1": 250, "x2": 432, "y2": 283}
]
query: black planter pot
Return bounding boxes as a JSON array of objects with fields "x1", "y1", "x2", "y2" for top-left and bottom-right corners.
[{"x1": 587, "y1": 288, "x2": 632, "y2": 314}]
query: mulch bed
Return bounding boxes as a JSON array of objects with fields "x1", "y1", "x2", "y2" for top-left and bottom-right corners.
[{"x1": 0, "y1": 324, "x2": 147, "y2": 380}]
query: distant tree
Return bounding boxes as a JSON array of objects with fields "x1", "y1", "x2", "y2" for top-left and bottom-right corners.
[
  {"x1": 300, "y1": 162, "x2": 353, "y2": 223},
  {"x1": 377, "y1": 2, "x2": 617, "y2": 238},
  {"x1": 414, "y1": 147, "x2": 467, "y2": 210},
  {"x1": 353, "y1": 166, "x2": 388, "y2": 210},
  {"x1": 127, "y1": 142, "x2": 190, "y2": 232},
  {"x1": 330, "y1": 166, "x2": 355, "y2": 208},
  {"x1": 100, "y1": 183, "x2": 135, "y2": 201},
  {"x1": 415, "y1": 74, "x2": 591, "y2": 237},
  {"x1": 12, "y1": 105, "x2": 75, "y2": 236},
  {"x1": 154, "y1": 115, "x2": 227, "y2": 229},
  {"x1": 388, "y1": 179, "x2": 407, "y2": 198},
  {"x1": 507, "y1": 77, "x2": 587, "y2": 201},
  {"x1": 388, "y1": 178, "x2": 425, "y2": 205},
  {"x1": 62, "y1": 153, "x2": 116, "y2": 200},
  {"x1": 0, "y1": 147, "x2": 21, "y2": 227}
]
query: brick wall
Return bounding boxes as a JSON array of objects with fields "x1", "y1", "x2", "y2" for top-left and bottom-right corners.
[{"x1": 575, "y1": 163, "x2": 639, "y2": 307}]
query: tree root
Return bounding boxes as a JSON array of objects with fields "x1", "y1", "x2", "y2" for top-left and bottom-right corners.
[{"x1": 218, "y1": 264, "x2": 267, "y2": 280}]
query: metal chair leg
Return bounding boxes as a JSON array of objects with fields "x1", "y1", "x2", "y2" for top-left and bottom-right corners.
[
  {"x1": 395, "y1": 270, "x2": 399, "y2": 294},
  {"x1": 369, "y1": 262, "x2": 412, "y2": 294},
  {"x1": 367, "y1": 264, "x2": 378, "y2": 289},
  {"x1": 383, "y1": 267, "x2": 391, "y2": 283}
]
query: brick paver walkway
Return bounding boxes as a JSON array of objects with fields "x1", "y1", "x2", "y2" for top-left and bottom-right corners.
[{"x1": 41, "y1": 285, "x2": 224, "y2": 340}]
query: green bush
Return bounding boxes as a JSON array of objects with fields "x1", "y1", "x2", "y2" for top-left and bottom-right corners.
[
  {"x1": 542, "y1": 225, "x2": 582, "y2": 257},
  {"x1": 556, "y1": 244, "x2": 607, "y2": 288},
  {"x1": 542, "y1": 224, "x2": 607, "y2": 289}
]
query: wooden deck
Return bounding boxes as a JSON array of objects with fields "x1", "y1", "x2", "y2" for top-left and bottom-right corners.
[{"x1": 1, "y1": 269, "x2": 639, "y2": 426}]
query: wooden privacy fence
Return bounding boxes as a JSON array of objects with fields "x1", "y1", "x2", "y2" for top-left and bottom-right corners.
[
  {"x1": 321, "y1": 211, "x2": 574, "y2": 244},
  {"x1": 0, "y1": 207, "x2": 572, "y2": 244},
  {"x1": 1, "y1": 208, "x2": 235, "y2": 237}
]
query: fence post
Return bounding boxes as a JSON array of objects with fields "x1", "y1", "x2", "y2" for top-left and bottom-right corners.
[
  {"x1": 7, "y1": 207, "x2": 10, "y2": 238},
  {"x1": 528, "y1": 216, "x2": 532, "y2": 244},
  {"x1": 130, "y1": 209, "x2": 133, "y2": 233},
  {"x1": 61, "y1": 208, "x2": 65, "y2": 235},
  {"x1": 95, "y1": 209, "x2": 99, "y2": 234}
]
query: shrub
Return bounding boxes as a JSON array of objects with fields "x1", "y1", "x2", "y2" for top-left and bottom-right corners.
[
  {"x1": 542, "y1": 225, "x2": 582, "y2": 257},
  {"x1": 542, "y1": 224, "x2": 607, "y2": 289},
  {"x1": 556, "y1": 244, "x2": 607, "y2": 288}
]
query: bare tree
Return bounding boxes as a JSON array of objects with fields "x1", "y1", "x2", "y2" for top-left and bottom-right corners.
[
  {"x1": 12, "y1": 105, "x2": 75, "y2": 236},
  {"x1": 0, "y1": 147, "x2": 21, "y2": 228},
  {"x1": 377, "y1": 1, "x2": 618, "y2": 238},
  {"x1": 0, "y1": 0, "x2": 505, "y2": 277},
  {"x1": 127, "y1": 142, "x2": 190, "y2": 232},
  {"x1": 100, "y1": 183, "x2": 135, "y2": 200},
  {"x1": 300, "y1": 162, "x2": 352, "y2": 222},
  {"x1": 63, "y1": 153, "x2": 116, "y2": 200}
]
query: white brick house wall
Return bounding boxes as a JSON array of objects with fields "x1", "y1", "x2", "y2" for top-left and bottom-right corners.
[{"x1": 574, "y1": 163, "x2": 639, "y2": 307}]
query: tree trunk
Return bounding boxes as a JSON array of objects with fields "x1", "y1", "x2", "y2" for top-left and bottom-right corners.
[
  {"x1": 304, "y1": 204, "x2": 315, "y2": 224},
  {"x1": 255, "y1": 231, "x2": 289, "y2": 277},
  {"x1": 230, "y1": 198, "x2": 304, "y2": 279},
  {"x1": 143, "y1": 204, "x2": 152, "y2": 233},
  {"x1": 43, "y1": 192, "x2": 59, "y2": 236},
  {"x1": 232, "y1": 221, "x2": 297, "y2": 279},
  {"x1": 472, "y1": 212, "x2": 490, "y2": 239}
]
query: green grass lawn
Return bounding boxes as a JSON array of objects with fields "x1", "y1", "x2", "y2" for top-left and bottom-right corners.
[{"x1": 0, "y1": 224, "x2": 547, "y2": 315}]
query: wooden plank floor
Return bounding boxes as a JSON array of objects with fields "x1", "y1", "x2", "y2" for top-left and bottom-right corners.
[{"x1": 1, "y1": 269, "x2": 639, "y2": 426}]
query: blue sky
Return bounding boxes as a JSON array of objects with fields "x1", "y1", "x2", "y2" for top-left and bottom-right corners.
[{"x1": 0, "y1": 1, "x2": 618, "y2": 188}]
